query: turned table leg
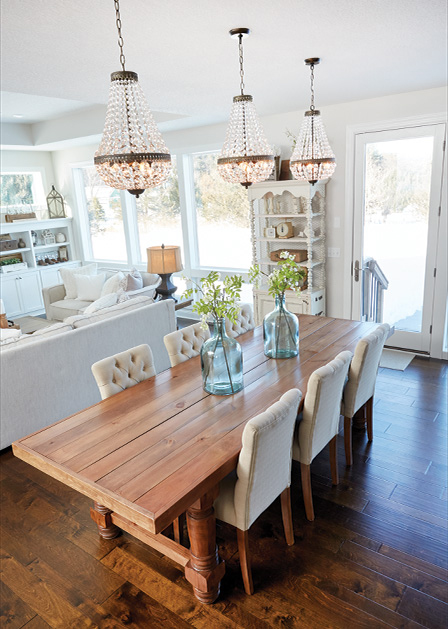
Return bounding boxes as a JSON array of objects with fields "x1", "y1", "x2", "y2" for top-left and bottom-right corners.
[
  {"x1": 184, "y1": 488, "x2": 225, "y2": 604},
  {"x1": 90, "y1": 502, "x2": 121, "y2": 539}
]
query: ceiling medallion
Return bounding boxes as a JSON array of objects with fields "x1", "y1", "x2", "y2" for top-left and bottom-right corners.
[
  {"x1": 217, "y1": 28, "x2": 274, "y2": 189},
  {"x1": 94, "y1": 0, "x2": 171, "y2": 197},
  {"x1": 290, "y1": 58, "x2": 336, "y2": 185}
]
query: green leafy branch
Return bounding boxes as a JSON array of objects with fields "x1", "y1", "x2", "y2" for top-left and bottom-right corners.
[
  {"x1": 183, "y1": 271, "x2": 244, "y2": 329},
  {"x1": 249, "y1": 251, "x2": 306, "y2": 299}
]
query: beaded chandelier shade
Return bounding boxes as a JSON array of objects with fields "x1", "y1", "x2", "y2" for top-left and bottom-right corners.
[
  {"x1": 94, "y1": 0, "x2": 171, "y2": 197},
  {"x1": 218, "y1": 28, "x2": 274, "y2": 189},
  {"x1": 290, "y1": 58, "x2": 336, "y2": 185}
]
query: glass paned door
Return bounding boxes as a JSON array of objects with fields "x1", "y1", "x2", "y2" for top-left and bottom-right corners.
[{"x1": 352, "y1": 124, "x2": 446, "y2": 352}]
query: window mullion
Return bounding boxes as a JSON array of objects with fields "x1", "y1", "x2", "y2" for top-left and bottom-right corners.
[{"x1": 121, "y1": 191, "x2": 140, "y2": 267}]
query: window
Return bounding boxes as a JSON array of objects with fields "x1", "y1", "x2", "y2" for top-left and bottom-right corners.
[
  {"x1": 135, "y1": 157, "x2": 183, "y2": 261},
  {"x1": 0, "y1": 171, "x2": 45, "y2": 213},
  {"x1": 192, "y1": 152, "x2": 251, "y2": 270},
  {"x1": 79, "y1": 165, "x2": 127, "y2": 261}
]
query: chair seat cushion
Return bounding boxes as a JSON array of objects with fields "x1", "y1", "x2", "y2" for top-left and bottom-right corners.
[{"x1": 51, "y1": 299, "x2": 92, "y2": 321}]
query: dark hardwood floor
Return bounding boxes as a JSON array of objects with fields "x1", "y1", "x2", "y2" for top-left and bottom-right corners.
[{"x1": 1, "y1": 356, "x2": 447, "y2": 628}]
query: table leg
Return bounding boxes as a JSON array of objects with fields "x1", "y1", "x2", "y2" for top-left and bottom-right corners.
[
  {"x1": 184, "y1": 488, "x2": 225, "y2": 604},
  {"x1": 90, "y1": 502, "x2": 121, "y2": 539}
]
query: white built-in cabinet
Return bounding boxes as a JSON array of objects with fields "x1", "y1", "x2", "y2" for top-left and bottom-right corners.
[
  {"x1": 0, "y1": 218, "x2": 80, "y2": 317},
  {"x1": 248, "y1": 180, "x2": 327, "y2": 325}
]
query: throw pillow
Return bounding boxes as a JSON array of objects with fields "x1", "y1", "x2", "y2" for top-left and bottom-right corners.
[
  {"x1": 126, "y1": 268, "x2": 143, "y2": 291},
  {"x1": 60, "y1": 263, "x2": 97, "y2": 299},
  {"x1": 74, "y1": 273, "x2": 106, "y2": 301},
  {"x1": 101, "y1": 271, "x2": 125, "y2": 297},
  {"x1": 117, "y1": 288, "x2": 130, "y2": 303},
  {"x1": 84, "y1": 293, "x2": 118, "y2": 314}
]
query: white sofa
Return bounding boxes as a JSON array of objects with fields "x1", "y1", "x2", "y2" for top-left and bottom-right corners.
[
  {"x1": 42, "y1": 270, "x2": 160, "y2": 321},
  {"x1": 0, "y1": 296, "x2": 176, "y2": 449}
]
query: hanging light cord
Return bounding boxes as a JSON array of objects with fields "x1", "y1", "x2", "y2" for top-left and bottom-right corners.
[
  {"x1": 238, "y1": 34, "x2": 245, "y2": 96},
  {"x1": 114, "y1": 0, "x2": 126, "y2": 71},
  {"x1": 309, "y1": 62, "x2": 315, "y2": 111}
]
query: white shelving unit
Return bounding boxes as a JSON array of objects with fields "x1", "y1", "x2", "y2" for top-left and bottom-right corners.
[
  {"x1": 248, "y1": 180, "x2": 327, "y2": 324},
  {"x1": 0, "y1": 218, "x2": 81, "y2": 317}
]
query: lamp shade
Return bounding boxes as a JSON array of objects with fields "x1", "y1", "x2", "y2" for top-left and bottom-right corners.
[{"x1": 147, "y1": 245, "x2": 182, "y2": 275}]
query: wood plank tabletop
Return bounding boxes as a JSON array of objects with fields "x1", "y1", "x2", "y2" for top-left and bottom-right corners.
[{"x1": 13, "y1": 315, "x2": 379, "y2": 535}]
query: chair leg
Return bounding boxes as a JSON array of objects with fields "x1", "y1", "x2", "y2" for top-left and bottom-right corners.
[
  {"x1": 280, "y1": 487, "x2": 294, "y2": 546},
  {"x1": 366, "y1": 396, "x2": 374, "y2": 442},
  {"x1": 344, "y1": 416, "x2": 353, "y2": 466},
  {"x1": 173, "y1": 514, "x2": 185, "y2": 545},
  {"x1": 330, "y1": 435, "x2": 339, "y2": 486},
  {"x1": 236, "y1": 528, "x2": 254, "y2": 595},
  {"x1": 300, "y1": 463, "x2": 314, "y2": 522}
]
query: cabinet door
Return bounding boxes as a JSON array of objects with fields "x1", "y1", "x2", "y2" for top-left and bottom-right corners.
[
  {"x1": 40, "y1": 268, "x2": 61, "y2": 288},
  {"x1": 0, "y1": 276, "x2": 22, "y2": 317},
  {"x1": 18, "y1": 272, "x2": 44, "y2": 312}
]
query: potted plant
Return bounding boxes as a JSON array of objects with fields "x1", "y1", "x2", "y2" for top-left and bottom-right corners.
[
  {"x1": 250, "y1": 252, "x2": 306, "y2": 358},
  {"x1": 183, "y1": 271, "x2": 244, "y2": 395}
]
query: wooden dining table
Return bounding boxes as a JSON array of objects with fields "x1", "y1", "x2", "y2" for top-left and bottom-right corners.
[{"x1": 13, "y1": 314, "x2": 379, "y2": 604}]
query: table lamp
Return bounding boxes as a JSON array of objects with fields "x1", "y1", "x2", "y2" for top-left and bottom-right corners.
[{"x1": 147, "y1": 244, "x2": 182, "y2": 301}]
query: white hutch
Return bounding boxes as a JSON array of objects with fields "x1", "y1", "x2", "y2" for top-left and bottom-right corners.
[
  {"x1": 248, "y1": 180, "x2": 327, "y2": 325},
  {"x1": 0, "y1": 218, "x2": 80, "y2": 317}
]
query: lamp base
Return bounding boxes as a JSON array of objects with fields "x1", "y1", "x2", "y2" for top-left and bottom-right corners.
[{"x1": 156, "y1": 273, "x2": 178, "y2": 302}]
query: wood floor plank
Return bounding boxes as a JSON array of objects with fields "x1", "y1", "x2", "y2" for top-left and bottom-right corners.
[
  {"x1": 0, "y1": 580, "x2": 37, "y2": 629},
  {"x1": 398, "y1": 587, "x2": 448, "y2": 629}
]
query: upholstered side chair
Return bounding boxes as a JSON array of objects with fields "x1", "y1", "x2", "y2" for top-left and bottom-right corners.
[
  {"x1": 214, "y1": 388, "x2": 302, "y2": 595},
  {"x1": 293, "y1": 351, "x2": 353, "y2": 522},
  {"x1": 91, "y1": 344, "x2": 184, "y2": 545},
  {"x1": 225, "y1": 303, "x2": 255, "y2": 338},
  {"x1": 342, "y1": 323, "x2": 391, "y2": 466},
  {"x1": 91, "y1": 343, "x2": 156, "y2": 400},
  {"x1": 163, "y1": 322, "x2": 210, "y2": 368}
]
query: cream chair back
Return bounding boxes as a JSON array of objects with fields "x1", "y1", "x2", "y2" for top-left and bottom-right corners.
[
  {"x1": 294, "y1": 351, "x2": 352, "y2": 465},
  {"x1": 163, "y1": 322, "x2": 210, "y2": 368},
  {"x1": 91, "y1": 344, "x2": 156, "y2": 400},
  {"x1": 233, "y1": 388, "x2": 302, "y2": 531},
  {"x1": 343, "y1": 323, "x2": 390, "y2": 417},
  {"x1": 225, "y1": 303, "x2": 255, "y2": 339}
]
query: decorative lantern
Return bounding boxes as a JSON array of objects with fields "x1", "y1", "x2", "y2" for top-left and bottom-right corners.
[{"x1": 46, "y1": 185, "x2": 66, "y2": 219}]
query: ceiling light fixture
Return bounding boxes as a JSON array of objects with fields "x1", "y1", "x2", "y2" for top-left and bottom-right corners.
[
  {"x1": 217, "y1": 28, "x2": 274, "y2": 189},
  {"x1": 290, "y1": 58, "x2": 336, "y2": 185},
  {"x1": 94, "y1": 0, "x2": 171, "y2": 197},
  {"x1": 13, "y1": 114, "x2": 24, "y2": 119}
]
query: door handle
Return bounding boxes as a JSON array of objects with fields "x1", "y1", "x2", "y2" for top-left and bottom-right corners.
[{"x1": 354, "y1": 260, "x2": 360, "y2": 282}]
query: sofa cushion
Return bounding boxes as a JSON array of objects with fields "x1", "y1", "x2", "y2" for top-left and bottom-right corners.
[
  {"x1": 1, "y1": 322, "x2": 73, "y2": 350},
  {"x1": 75, "y1": 273, "x2": 106, "y2": 301},
  {"x1": 84, "y1": 293, "x2": 118, "y2": 314},
  {"x1": 126, "y1": 268, "x2": 143, "y2": 291},
  {"x1": 66, "y1": 295, "x2": 152, "y2": 329},
  {"x1": 60, "y1": 263, "x2": 97, "y2": 299},
  {"x1": 51, "y1": 299, "x2": 92, "y2": 321},
  {"x1": 101, "y1": 271, "x2": 125, "y2": 297}
]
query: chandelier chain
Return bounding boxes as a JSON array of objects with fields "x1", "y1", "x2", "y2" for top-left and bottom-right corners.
[
  {"x1": 309, "y1": 63, "x2": 315, "y2": 111},
  {"x1": 114, "y1": 0, "x2": 126, "y2": 71},
  {"x1": 238, "y1": 34, "x2": 245, "y2": 95}
]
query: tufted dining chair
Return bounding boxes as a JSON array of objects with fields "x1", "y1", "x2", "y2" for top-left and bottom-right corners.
[
  {"x1": 91, "y1": 344, "x2": 156, "y2": 400},
  {"x1": 293, "y1": 351, "x2": 352, "y2": 522},
  {"x1": 342, "y1": 323, "x2": 390, "y2": 466},
  {"x1": 214, "y1": 388, "x2": 302, "y2": 595},
  {"x1": 163, "y1": 322, "x2": 210, "y2": 368},
  {"x1": 225, "y1": 303, "x2": 255, "y2": 339}
]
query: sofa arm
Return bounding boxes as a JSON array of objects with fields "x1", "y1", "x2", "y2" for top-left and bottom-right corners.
[
  {"x1": 127, "y1": 283, "x2": 159, "y2": 301},
  {"x1": 42, "y1": 284, "x2": 66, "y2": 319}
]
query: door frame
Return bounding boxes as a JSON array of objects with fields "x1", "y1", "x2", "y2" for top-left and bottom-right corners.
[{"x1": 344, "y1": 113, "x2": 447, "y2": 357}]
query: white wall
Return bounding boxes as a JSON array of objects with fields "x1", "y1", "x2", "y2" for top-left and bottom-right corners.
[
  {"x1": 49, "y1": 85, "x2": 447, "y2": 318},
  {"x1": 1, "y1": 149, "x2": 56, "y2": 194}
]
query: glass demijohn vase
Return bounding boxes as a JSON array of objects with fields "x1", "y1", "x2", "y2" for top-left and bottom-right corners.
[
  {"x1": 201, "y1": 319, "x2": 244, "y2": 395},
  {"x1": 263, "y1": 295, "x2": 299, "y2": 359}
]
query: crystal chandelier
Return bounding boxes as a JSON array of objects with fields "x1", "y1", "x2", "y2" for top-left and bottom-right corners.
[
  {"x1": 218, "y1": 28, "x2": 274, "y2": 189},
  {"x1": 290, "y1": 58, "x2": 336, "y2": 185},
  {"x1": 94, "y1": 0, "x2": 171, "y2": 197}
]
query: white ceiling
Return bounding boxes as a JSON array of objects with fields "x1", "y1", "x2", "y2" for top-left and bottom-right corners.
[{"x1": 1, "y1": 0, "x2": 447, "y2": 128}]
